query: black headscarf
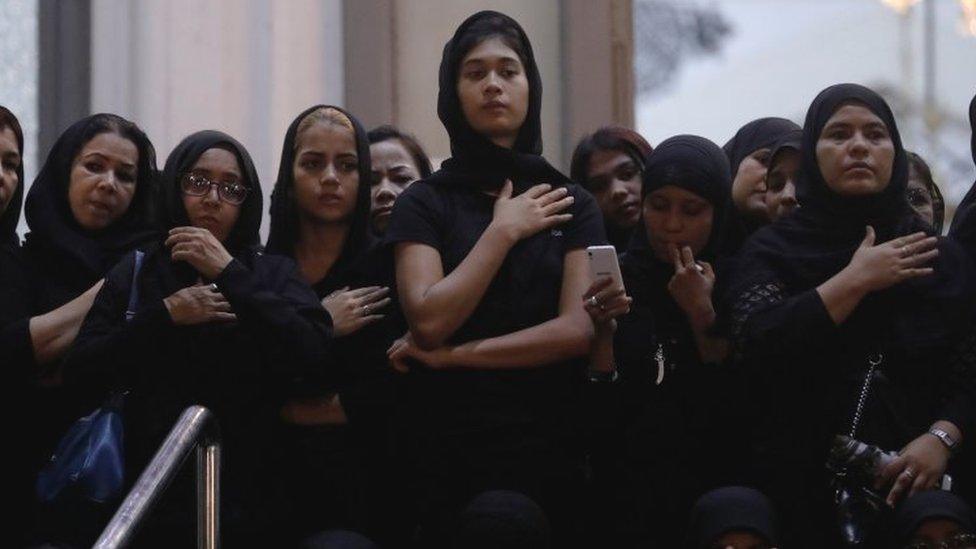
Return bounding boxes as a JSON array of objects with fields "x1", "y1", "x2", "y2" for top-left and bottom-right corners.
[
  {"x1": 0, "y1": 105, "x2": 25, "y2": 248},
  {"x1": 159, "y1": 130, "x2": 262, "y2": 255},
  {"x1": 948, "y1": 92, "x2": 976, "y2": 248},
  {"x1": 24, "y1": 113, "x2": 158, "y2": 276},
  {"x1": 265, "y1": 105, "x2": 373, "y2": 276},
  {"x1": 730, "y1": 83, "x2": 975, "y2": 351},
  {"x1": 622, "y1": 135, "x2": 732, "y2": 324},
  {"x1": 723, "y1": 117, "x2": 801, "y2": 177},
  {"x1": 722, "y1": 117, "x2": 801, "y2": 250},
  {"x1": 686, "y1": 486, "x2": 778, "y2": 549},
  {"x1": 428, "y1": 10, "x2": 571, "y2": 192},
  {"x1": 891, "y1": 490, "x2": 976, "y2": 545}
]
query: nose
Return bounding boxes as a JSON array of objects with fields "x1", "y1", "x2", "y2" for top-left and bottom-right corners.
[
  {"x1": 321, "y1": 163, "x2": 340, "y2": 186},
  {"x1": 202, "y1": 183, "x2": 221, "y2": 206},
  {"x1": 610, "y1": 180, "x2": 628, "y2": 202},
  {"x1": 849, "y1": 131, "x2": 869, "y2": 156},
  {"x1": 95, "y1": 171, "x2": 119, "y2": 193},
  {"x1": 374, "y1": 179, "x2": 398, "y2": 204},
  {"x1": 484, "y1": 71, "x2": 502, "y2": 95},
  {"x1": 782, "y1": 179, "x2": 797, "y2": 202},
  {"x1": 664, "y1": 210, "x2": 682, "y2": 232}
]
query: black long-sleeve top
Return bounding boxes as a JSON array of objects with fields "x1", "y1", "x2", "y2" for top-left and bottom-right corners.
[{"x1": 62, "y1": 245, "x2": 332, "y2": 532}]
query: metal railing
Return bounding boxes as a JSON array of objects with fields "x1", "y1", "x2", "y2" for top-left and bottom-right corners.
[{"x1": 94, "y1": 405, "x2": 221, "y2": 549}]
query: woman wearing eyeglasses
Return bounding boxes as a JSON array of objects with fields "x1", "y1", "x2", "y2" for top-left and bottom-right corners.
[{"x1": 63, "y1": 130, "x2": 332, "y2": 547}]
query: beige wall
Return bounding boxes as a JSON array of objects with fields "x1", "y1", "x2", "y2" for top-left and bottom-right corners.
[{"x1": 91, "y1": 0, "x2": 345, "y2": 239}]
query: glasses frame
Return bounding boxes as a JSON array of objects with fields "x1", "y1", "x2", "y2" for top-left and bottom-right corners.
[{"x1": 180, "y1": 172, "x2": 250, "y2": 206}]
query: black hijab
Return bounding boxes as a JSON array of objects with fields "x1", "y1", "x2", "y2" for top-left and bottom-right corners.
[
  {"x1": 730, "y1": 83, "x2": 975, "y2": 351},
  {"x1": 24, "y1": 113, "x2": 158, "y2": 276},
  {"x1": 686, "y1": 486, "x2": 778, "y2": 549},
  {"x1": 159, "y1": 130, "x2": 262, "y2": 255},
  {"x1": 722, "y1": 117, "x2": 801, "y2": 249},
  {"x1": 428, "y1": 10, "x2": 571, "y2": 192},
  {"x1": 265, "y1": 104, "x2": 373, "y2": 281},
  {"x1": 622, "y1": 135, "x2": 732, "y2": 323},
  {"x1": 948, "y1": 92, "x2": 976, "y2": 247},
  {"x1": 0, "y1": 106, "x2": 25, "y2": 248},
  {"x1": 892, "y1": 491, "x2": 976, "y2": 545}
]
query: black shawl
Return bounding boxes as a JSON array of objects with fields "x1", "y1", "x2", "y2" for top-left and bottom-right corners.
[
  {"x1": 730, "y1": 83, "x2": 975, "y2": 353},
  {"x1": 265, "y1": 104, "x2": 374, "y2": 289},
  {"x1": 0, "y1": 105, "x2": 25, "y2": 248},
  {"x1": 23, "y1": 113, "x2": 158, "y2": 280},
  {"x1": 428, "y1": 10, "x2": 570, "y2": 192},
  {"x1": 722, "y1": 117, "x2": 801, "y2": 249},
  {"x1": 159, "y1": 130, "x2": 262, "y2": 256},
  {"x1": 949, "y1": 92, "x2": 976, "y2": 249}
]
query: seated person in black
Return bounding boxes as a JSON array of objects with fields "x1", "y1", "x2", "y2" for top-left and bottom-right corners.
[
  {"x1": 687, "y1": 486, "x2": 779, "y2": 549},
  {"x1": 63, "y1": 130, "x2": 332, "y2": 547},
  {"x1": 383, "y1": 10, "x2": 605, "y2": 547},
  {"x1": 891, "y1": 491, "x2": 976, "y2": 549},
  {"x1": 569, "y1": 126, "x2": 653, "y2": 252},
  {"x1": 265, "y1": 105, "x2": 406, "y2": 545},
  {"x1": 728, "y1": 84, "x2": 976, "y2": 548},
  {"x1": 584, "y1": 135, "x2": 739, "y2": 547}
]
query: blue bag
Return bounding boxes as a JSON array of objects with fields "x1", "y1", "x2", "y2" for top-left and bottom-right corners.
[{"x1": 36, "y1": 250, "x2": 145, "y2": 504}]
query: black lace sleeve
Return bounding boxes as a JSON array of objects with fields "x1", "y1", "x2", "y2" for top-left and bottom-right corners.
[
  {"x1": 941, "y1": 321, "x2": 976, "y2": 439},
  {"x1": 730, "y1": 283, "x2": 838, "y2": 364}
]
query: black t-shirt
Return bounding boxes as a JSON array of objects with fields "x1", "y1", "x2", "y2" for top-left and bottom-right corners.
[{"x1": 384, "y1": 179, "x2": 606, "y2": 439}]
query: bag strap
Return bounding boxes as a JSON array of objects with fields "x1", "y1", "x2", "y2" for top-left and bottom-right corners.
[
  {"x1": 848, "y1": 353, "x2": 884, "y2": 438},
  {"x1": 124, "y1": 250, "x2": 146, "y2": 322}
]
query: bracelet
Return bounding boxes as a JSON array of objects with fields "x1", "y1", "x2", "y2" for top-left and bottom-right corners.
[{"x1": 927, "y1": 428, "x2": 958, "y2": 453}]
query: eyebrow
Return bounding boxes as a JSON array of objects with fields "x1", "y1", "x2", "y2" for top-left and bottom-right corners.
[
  {"x1": 461, "y1": 56, "x2": 521, "y2": 68},
  {"x1": 83, "y1": 151, "x2": 136, "y2": 170}
]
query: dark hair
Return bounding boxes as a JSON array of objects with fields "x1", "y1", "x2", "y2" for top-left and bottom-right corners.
[
  {"x1": 907, "y1": 150, "x2": 945, "y2": 232},
  {"x1": 367, "y1": 125, "x2": 434, "y2": 179},
  {"x1": 453, "y1": 12, "x2": 531, "y2": 71},
  {"x1": 569, "y1": 126, "x2": 653, "y2": 189},
  {"x1": 0, "y1": 106, "x2": 24, "y2": 152}
]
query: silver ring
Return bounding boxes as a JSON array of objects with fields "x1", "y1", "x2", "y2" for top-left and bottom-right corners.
[
  {"x1": 587, "y1": 296, "x2": 600, "y2": 308},
  {"x1": 362, "y1": 304, "x2": 370, "y2": 316},
  {"x1": 902, "y1": 467, "x2": 917, "y2": 480},
  {"x1": 210, "y1": 283, "x2": 218, "y2": 291}
]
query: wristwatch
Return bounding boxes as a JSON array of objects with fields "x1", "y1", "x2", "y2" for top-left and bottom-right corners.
[{"x1": 927, "y1": 428, "x2": 959, "y2": 453}]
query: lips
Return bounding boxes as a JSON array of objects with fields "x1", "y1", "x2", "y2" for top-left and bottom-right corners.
[
  {"x1": 372, "y1": 206, "x2": 393, "y2": 219},
  {"x1": 482, "y1": 100, "x2": 507, "y2": 111},
  {"x1": 88, "y1": 200, "x2": 113, "y2": 216},
  {"x1": 319, "y1": 193, "x2": 342, "y2": 205},
  {"x1": 845, "y1": 161, "x2": 874, "y2": 175}
]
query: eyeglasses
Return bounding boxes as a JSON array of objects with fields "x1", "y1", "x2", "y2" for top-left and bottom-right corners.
[
  {"x1": 180, "y1": 173, "x2": 249, "y2": 205},
  {"x1": 905, "y1": 533, "x2": 976, "y2": 549}
]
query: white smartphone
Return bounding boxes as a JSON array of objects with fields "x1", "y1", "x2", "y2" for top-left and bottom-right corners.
[{"x1": 586, "y1": 245, "x2": 626, "y2": 292}]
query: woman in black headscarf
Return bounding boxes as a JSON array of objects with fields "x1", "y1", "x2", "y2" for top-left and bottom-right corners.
[
  {"x1": 265, "y1": 105, "x2": 407, "y2": 545},
  {"x1": 569, "y1": 126, "x2": 653, "y2": 252},
  {"x1": 723, "y1": 117, "x2": 801, "y2": 251},
  {"x1": 63, "y1": 130, "x2": 332, "y2": 547},
  {"x1": 686, "y1": 486, "x2": 779, "y2": 549},
  {"x1": 585, "y1": 135, "x2": 743, "y2": 547},
  {"x1": 383, "y1": 10, "x2": 606, "y2": 546},
  {"x1": 728, "y1": 84, "x2": 976, "y2": 547},
  {"x1": 891, "y1": 491, "x2": 976, "y2": 548}
]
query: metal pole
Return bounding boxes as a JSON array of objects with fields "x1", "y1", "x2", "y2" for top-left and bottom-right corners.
[
  {"x1": 94, "y1": 406, "x2": 219, "y2": 549},
  {"x1": 197, "y1": 442, "x2": 221, "y2": 549}
]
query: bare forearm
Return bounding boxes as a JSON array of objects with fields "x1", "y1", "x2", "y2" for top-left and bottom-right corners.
[
  {"x1": 402, "y1": 226, "x2": 515, "y2": 348},
  {"x1": 30, "y1": 280, "x2": 104, "y2": 364},
  {"x1": 589, "y1": 326, "x2": 616, "y2": 374},
  {"x1": 816, "y1": 267, "x2": 869, "y2": 325},
  {"x1": 442, "y1": 312, "x2": 595, "y2": 370}
]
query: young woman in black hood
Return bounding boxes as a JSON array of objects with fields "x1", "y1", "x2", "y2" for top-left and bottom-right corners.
[
  {"x1": 723, "y1": 117, "x2": 801, "y2": 251},
  {"x1": 585, "y1": 135, "x2": 743, "y2": 547},
  {"x1": 265, "y1": 105, "x2": 407, "y2": 544},
  {"x1": 383, "y1": 10, "x2": 605, "y2": 546},
  {"x1": 63, "y1": 130, "x2": 332, "y2": 547},
  {"x1": 728, "y1": 84, "x2": 976, "y2": 547}
]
